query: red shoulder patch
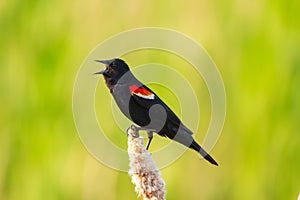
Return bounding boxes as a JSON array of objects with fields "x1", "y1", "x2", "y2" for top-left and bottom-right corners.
[{"x1": 129, "y1": 84, "x2": 155, "y2": 100}]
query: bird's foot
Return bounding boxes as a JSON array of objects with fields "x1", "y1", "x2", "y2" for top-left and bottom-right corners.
[
  {"x1": 127, "y1": 125, "x2": 155, "y2": 150},
  {"x1": 126, "y1": 125, "x2": 140, "y2": 138}
]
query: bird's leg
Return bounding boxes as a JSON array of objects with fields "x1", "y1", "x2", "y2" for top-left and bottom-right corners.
[
  {"x1": 133, "y1": 126, "x2": 155, "y2": 150},
  {"x1": 145, "y1": 130, "x2": 153, "y2": 150}
]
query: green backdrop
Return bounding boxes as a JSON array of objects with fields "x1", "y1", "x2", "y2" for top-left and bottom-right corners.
[{"x1": 0, "y1": 0, "x2": 299, "y2": 199}]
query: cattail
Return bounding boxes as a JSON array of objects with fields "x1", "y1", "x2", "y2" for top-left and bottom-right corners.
[{"x1": 127, "y1": 125, "x2": 166, "y2": 200}]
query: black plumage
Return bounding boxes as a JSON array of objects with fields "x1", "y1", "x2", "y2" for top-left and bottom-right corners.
[{"x1": 95, "y1": 58, "x2": 218, "y2": 166}]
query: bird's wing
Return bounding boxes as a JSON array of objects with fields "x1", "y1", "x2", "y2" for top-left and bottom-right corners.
[
  {"x1": 129, "y1": 84, "x2": 158, "y2": 108},
  {"x1": 130, "y1": 84, "x2": 193, "y2": 135}
]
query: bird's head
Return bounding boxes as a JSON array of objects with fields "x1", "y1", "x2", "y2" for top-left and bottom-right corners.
[{"x1": 94, "y1": 58, "x2": 130, "y2": 81}]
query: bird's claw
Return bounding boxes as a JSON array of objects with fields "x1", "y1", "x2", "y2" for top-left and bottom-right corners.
[
  {"x1": 126, "y1": 125, "x2": 140, "y2": 138},
  {"x1": 127, "y1": 125, "x2": 155, "y2": 150}
]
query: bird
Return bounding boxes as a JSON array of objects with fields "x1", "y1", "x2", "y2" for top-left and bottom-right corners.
[{"x1": 95, "y1": 58, "x2": 218, "y2": 166}]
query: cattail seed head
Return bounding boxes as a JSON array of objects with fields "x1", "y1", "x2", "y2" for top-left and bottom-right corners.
[{"x1": 127, "y1": 125, "x2": 166, "y2": 200}]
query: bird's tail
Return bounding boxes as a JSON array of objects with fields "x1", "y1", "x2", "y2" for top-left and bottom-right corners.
[{"x1": 190, "y1": 140, "x2": 218, "y2": 166}]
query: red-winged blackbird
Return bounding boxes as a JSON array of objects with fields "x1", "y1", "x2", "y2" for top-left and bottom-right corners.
[{"x1": 95, "y1": 58, "x2": 218, "y2": 166}]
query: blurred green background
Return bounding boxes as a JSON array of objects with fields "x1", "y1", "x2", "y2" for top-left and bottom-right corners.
[{"x1": 1, "y1": 0, "x2": 299, "y2": 200}]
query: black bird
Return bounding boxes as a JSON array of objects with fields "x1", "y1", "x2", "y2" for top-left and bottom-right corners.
[{"x1": 95, "y1": 58, "x2": 218, "y2": 166}]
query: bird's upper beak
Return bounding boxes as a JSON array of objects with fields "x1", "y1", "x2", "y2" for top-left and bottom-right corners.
[
  {"x1": 95, "y1": 59, "x2": 111, "y2": 65},
  {"x1": 94, "y1": 59, "x2": 111, "y2": 75}
]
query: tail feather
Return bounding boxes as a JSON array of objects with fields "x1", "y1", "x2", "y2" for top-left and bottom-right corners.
[{"x1": 190, "y1": 140, "x2": 218, "y2": 166}]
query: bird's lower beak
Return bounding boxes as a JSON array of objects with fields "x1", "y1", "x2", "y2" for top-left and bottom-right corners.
[{"x1": 94, "y1": 69, "x2": 106, "y2": 74}]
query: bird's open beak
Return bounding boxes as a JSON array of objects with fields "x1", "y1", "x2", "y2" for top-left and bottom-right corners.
[{"x1": 94, "y1": 59, "x2": 111, "y2": 75}]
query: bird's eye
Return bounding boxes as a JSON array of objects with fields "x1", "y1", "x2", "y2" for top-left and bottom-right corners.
[{"x1": 110, "y1": 62, "x2": 118, "y2": 69}]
